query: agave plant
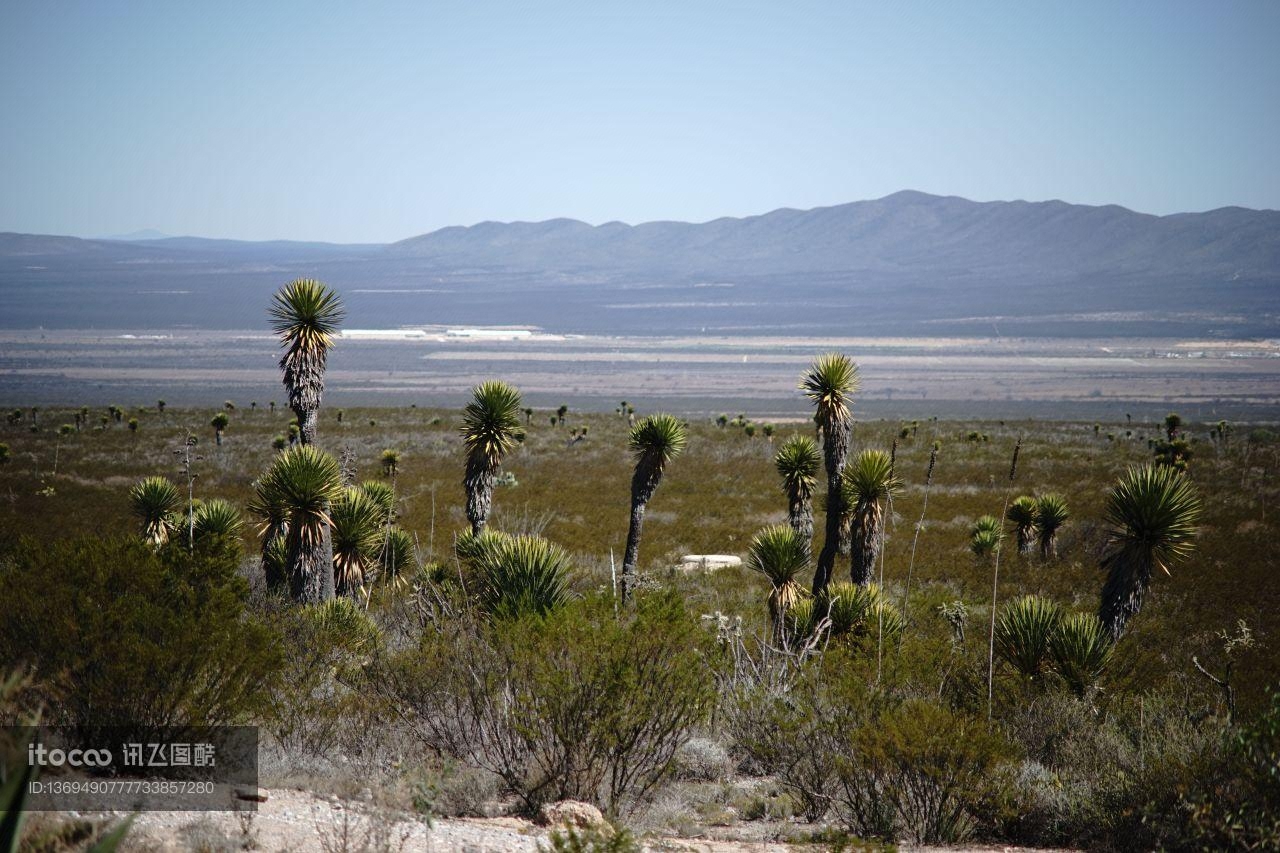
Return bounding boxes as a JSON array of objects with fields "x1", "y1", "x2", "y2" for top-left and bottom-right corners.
[
  {"x1": 822, "y1": 581, "x2": 905, "y2": 644},
  {"x1": 129, "y1": 476, "x2": 181, "y2": 547},
  {"x1": 799, "y1": 352, "x2": 860, "y2": 594},
  {"x1": 994, "y1": 595, "x2": 1062, "y2": 681},
  {"x1": 461, "y1": 381, "x2": 525, "y2": 535},
  {"x1": 269, "y1": 278, "x2": 344, "y2": 446},
  {"x1": 192, "y1": 498, "x2": 243, "y2": 544},
  {"x1": 1006, "y1": 496, "x2": 1039, "y2": 556},
  {"x1": 250, "y1": 444, "x2": 344, "y2": 603},
  {"x1": 1050, "y1": 612, "x2": 1114, "y2": 697},
  {"x1": 472, "y1": 534, "x2": 573, "y2": 619},
  {"x1": 1034, "y1": 493, "x2": 1069, "y2": 559},
  {"x1": 841, "y1": 449, "x2": 901, "y2": 585},
  {"x1": 330, "y1": 486, "x2": 386, "y2": 595},
  {"x1": 774, "y1": 435, "x2": 821, "y2": 544},
  {"x1": 620, "y1": 413, "x2": 688, "y2": 603},
  {"x1": 746, "y1": 524, "x2": 811, "y2": 639},
  {"x1": 1098, "y1": 465, "x2": 1201, "y2": 641}
]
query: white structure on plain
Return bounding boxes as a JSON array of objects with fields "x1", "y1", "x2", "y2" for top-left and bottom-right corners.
[{"x1": 676, "y1": 554, "x2": 742, "y2": 573}]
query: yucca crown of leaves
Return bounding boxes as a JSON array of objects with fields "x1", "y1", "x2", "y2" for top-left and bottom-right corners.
[
  {"x1": 192, "y1": 498, "x2": 243, "y2": 541},
  {"x1": 129, "y1": 476, "x2": 181, "y2": 545},
  {"x1": 472, "y1": 533, "x2": 574, "y2": 619},
  {"x1": 1035, "y1": 493, "x2": 1070, "y2": 529},
  {"x1": 1006, "y1": 495, "x2": 1039, "y2": 527},
  {"x1": 249, "y1": 445, "x2": 344, "y2": 544},
  {"x1": 994, "y1": 595, "x2": 1062, "y2": 678},
  {"x1": 799, "y1": 352, "x2": 860, "y2": 423},
  {"x1": 461, "y1": 381, "x2": 526, "y2": 465},
  {"x1": 774, "y1": 435, "x2": 820, "y2": 494},
  {"x1": 841, "y1": 449, "x2": 902, "y2": 504},
  {"x1": 1104, "y1": 464, "x2": 1201, "y2": 574},
  {"x1": 629, "y1": 413, "x2": 688, "y2": 465},
  {"x1": 1050, "y1": 612, "x2": 1114, "y2": 697},
  {"x1": 269, "y1": 278, "x2": 345, "y2": 355},
  {"x1": 745, "y1": 524, "x2": 810, "y2": 588}
]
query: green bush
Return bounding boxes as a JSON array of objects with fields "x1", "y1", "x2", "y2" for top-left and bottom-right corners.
[
  {"x1": 0, "y1": 536, "x2": 281, "y2": 730},
  {"x1": 381, "y1": 591, "x2": 713, "y2": 816}
]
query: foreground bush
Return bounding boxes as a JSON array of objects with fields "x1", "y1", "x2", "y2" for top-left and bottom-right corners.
[
  {"x1": 0, "y1": 535, "x2": 281, "y2": 729},
  {"x1": 381, "y1": 591, "x2": 713, "y2": 816}
]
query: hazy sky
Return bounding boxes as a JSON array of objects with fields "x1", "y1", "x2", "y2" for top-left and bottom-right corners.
[{"x1": 2, "y1": 1, "x2": 1278, "y2": 242}]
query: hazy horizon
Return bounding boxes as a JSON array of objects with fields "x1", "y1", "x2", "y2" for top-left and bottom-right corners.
[{"x1": 3, "y1": 2, "x2": 1279, "y2": 243}]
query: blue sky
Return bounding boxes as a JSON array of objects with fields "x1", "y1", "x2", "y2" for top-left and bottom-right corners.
[{"x1": 2, "y1": 1, "x2": 1278, "y2": 242}]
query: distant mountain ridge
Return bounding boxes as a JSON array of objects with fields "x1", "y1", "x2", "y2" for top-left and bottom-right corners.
[
  {"x1": 385, "y1": 190, "x2": 1280, "y2": 279},
  {"x1": 4, "y1": 191, "x2": 1278, "y2": 282}
]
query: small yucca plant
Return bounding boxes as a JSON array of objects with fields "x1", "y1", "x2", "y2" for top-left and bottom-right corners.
[
  {"x1": 1050, "y1": 612, "x2": 1114, "y2": 697},
  {"x1": 746, "y1": 524, "x2": 811, "y2": 636},
  {"x1": 994, "y1": 595, "x2": 1062, "y2": 680},
  {"x1": 249, "y1": 444, "x2": 344, "y2": 602},
  {"x1": 774, "y1": 435, "x2": 821, "y2": 542},
  {"x1": 331, "y1": 486, "x2": 386, "y2": 595},
  {"x1": 473, "y1": 534, "x2": 573, "y2": 619},
  {"x1": 970, "y1": 516, "x2": 1003, "y2": 558},
  {"x1": 822, "y1": 581, "x2": 904, "y2": 643},
  {"x1": 461, "y1": 381, "x2": 525, "y2": 535},
  {"x1": 842, "y1": 449, "x2": 901, "y2": 585},
  {"x1": 1034, "y1": 493, "x2": 1069, "y2": 559},
  {"x1": 378, "y1": 527, "x2": 418, "y2": 588},
  {"x1": 1098, "y1": 465, "x2": 1201, "y2": 641},
  {"x1": 130, "y1": 476, "x2": 181, "y2": 547},
  {"x1": 1006, "y1": 495, "x2": 1039, "y2": 556},
  {"x1": 380, "y1": 448, "x2": 401, "y2": 477},
  {"x1": 358, "y1": 480, "x2": 396, "y2": 521},
  {"x1": 192, "y1": 498, "x2": 243, "y2": 544}
]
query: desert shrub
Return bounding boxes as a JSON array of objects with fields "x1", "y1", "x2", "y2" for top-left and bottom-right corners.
[
  {"x1": 0, "y1": 535, "x2": 280, "y2": 731},
  {"x1": 381, "y1": 591, "x2": 713, "y2": 816},
  {"x1": 268, "y1": 598, "x2": 382, "y2": 759},
  {"x1": 542, "y1": 825, "x2": 640, "y2": 853}
]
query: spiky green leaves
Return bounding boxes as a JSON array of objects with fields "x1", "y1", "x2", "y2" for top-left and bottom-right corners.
[
  {"x1": 460, "y1": 530, "x2": 574, "y2": 619},
  {"x1": 1035, "y1": 493, "x2": 1069, "y2": 559},
  {"x1": 1099, "y1": 465, "x2": 1201, "y2": 640},
  {"x1": 1006, "y1": 496, "x2": 1039, "y2": 555},
  {"x1": 799, "y1": 352, "x2": 860, "y2": 425},
  {"x1": 746, "y1": 524, "x2": 809, "y2": 589},
  {"x1": 357, "y1": 480, "x2": 396, "y2": 520},
  {"x1": 823, "y1": 581, "x2": 904, "y2": 642},
  {"x1": 629, "y1": 413, "x2": 688, "y2": 467},
  {"x1": 971, "y1": 515, "x2": 1003, "y2": 557},
  {"x1": 462, "y1": 381, "x2": 526, "y2": 467},
  {"x1": 774, "y1": 435, "x2": 820, "y2": 498},
  {"x1": 269, "y1": 278, "x2": 344, "y2": 357},
  {"x1": 250, "y1": 445, "x2": 344, "y2": 550},
  {"x1": 841, "y1": 449, "x2": 901, "y2": 506},
  {"x1": 331, "y1": 486, "x2": 386, "y2": 593},
  {"x1": 1103, "y1": 465, "x2": 1201, "y2": 573},
  {"x1": 192, "y1": 498, "x2": 243, "y2": 543},
  {"x1": 1049, "y1": 613, "x2": 1114, "y2": 697},
  {"x1": 130, "y1": 476, "x2": 181, "y2": 547},
  {"x1": 994, "y1": 595, "x2": 1062, "y2": 680}
]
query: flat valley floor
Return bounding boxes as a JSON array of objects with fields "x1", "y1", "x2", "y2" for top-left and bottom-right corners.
[{"x1": 1, "y1": 329, "x2": 1278, "y2": 421}]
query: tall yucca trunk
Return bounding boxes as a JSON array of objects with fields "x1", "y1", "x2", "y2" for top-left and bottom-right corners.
[
  {"x1": 1016, "y1": 527, "x2": 1035, "y2": 556},
  {"x1": 786, "y1": 490, "x2": 814, "y2": 545},
  {"x1": 1040, "y1": 530, "x2": 1059, "y2": 560},
  {"x1": 284, "y1": 352, "x2": 324, "y2": 447},
  {"x1": 464, "y1": 456, "x2": 496, "y2": 535},
  {"x1": 813, "y1": 419, "x2": 850, "y2": 595},
  {"x1": 850, "y1": 501, "x2": 881, "y2": 586},
  {"x1": 621, "y1": 464, "x2": 661, "y2": 604},
  {"x1": 287, "y1": 527, "x2": 335, "y2": 603},
  {"x1": 1099, "y1": 548, "x2": 1152, "y2": 642}
]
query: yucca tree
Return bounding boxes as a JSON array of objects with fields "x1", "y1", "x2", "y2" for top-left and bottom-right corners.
[
  {"x1": 461, "y1": 380, "x2": 525, "y2": 535},
  {"x1": 210, "y1": 412, "x2": 229, "y2": 446},
  {"x1": 1098, "y1": 464, "x2": 1201, "y2": 641},
  {"x1": 330, "y1": 486, "x2": 385, "y2": 595},
  {"x1": 192, "y1": 498, "x2": 243, "y2": 545},
  {"x1": 746, "y1": 524, "x2": 810, "y2": 640},
  {"x1": 621, "y1": 413, "x2": 687, "y2": 603},
  {"x1": 1035, "y1": 493, "x2": 1069, "y2": 559},
  {"x1": 250, "y1": 445, "x2": 343, "y2": 603},
  {"x1": 1050, "y1": 613, "x2": 1114, "y2": 698},
  {"x1": 799, "y1": 352, "x2": 860, "y2": 594},
  {"x1": 471, "y1": 533, "x2": 573, "y2": 619},
  {"x1": 842, "y1": 449, "x2": 901, "y2": 585},
  {"x1": 269, "y1": 278, "x2": 344, "y2": 446},
  {"x1": 994, "y1": 595, "x2": 1062, "y2": 681},
  {"x1": 774, "y1": 435, "x2": 820, "y2": 544},
  {"x1": 1006, "y1": 495, "x2": 1039, "y2": 556},
  {"x1": 129, "y1": 476, "x2": 181, "y2": 547},
  {"x1": 358, "y1": 479, "x2": 396, "y2": 521},
  {"x1": 380, "y1": 449, "x2": 400, "y2": 477}
]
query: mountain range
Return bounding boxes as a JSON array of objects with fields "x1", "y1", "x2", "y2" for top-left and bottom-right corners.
[{"x1": 2, "y1": 191, "x2": 1278, "y2": 336}]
